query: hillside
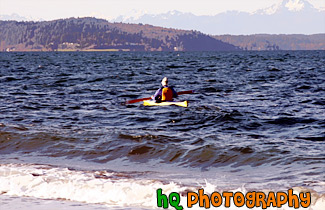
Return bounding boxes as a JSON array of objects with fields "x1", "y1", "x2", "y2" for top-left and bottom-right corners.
[
  {"x1": 0, "y1": 17, "x2": 240, "y2": 52},
  {"x1": 214, "y1": 34, "x2": 325, "y2": 50}
]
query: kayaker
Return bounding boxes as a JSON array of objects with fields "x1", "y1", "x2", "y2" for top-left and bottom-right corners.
[{"x1": 152, "y1": 77, "x2": 178, "y2": 102}]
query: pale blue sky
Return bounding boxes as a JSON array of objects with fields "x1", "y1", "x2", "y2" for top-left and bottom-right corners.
[{"x1": 1, "y1": 0, "x2": 324, "y2": 20}]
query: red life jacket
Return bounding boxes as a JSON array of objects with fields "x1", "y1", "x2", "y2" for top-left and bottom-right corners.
[{"x1": 162, "y1": 87, "x2": 173, "y2": 101}]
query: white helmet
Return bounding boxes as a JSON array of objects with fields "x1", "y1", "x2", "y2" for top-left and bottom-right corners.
[{"x1": 161, "y1": 77, "x2": 168, "y2": 86}]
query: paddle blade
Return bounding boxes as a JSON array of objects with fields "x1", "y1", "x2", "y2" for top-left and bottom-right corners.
[
  {"x1": 177, "y1": 90, "x2": 194, "y2": 95},
  {"x1": 126, "y1": 97, "x2": 152, "y2": 104}
]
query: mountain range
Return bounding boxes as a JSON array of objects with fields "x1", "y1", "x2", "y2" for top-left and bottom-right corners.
[
  {"x1": 113, "y1": 0, "x2": 325, "y2": 35},
  {"x1": 1, "y1": 0, "x2": 324, "y2": 35}
]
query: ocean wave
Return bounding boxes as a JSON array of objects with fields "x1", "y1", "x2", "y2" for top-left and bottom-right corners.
[{"x1": 0, "y1": 122, "x2": 323, "y2": 172}]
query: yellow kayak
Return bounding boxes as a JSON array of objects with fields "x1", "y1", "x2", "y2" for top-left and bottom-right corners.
[{"x1": 143, "y1": 100, "x2": 188, "y2": 107}]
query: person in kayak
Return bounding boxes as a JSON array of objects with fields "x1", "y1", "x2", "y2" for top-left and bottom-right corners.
[{"x1": 152, "y1": 77, "x2": 178, "y2": 102}]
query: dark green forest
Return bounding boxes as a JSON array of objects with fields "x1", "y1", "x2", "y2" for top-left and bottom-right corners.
[{"x1": 0, "y1": 17, "x2": 239, "y2": 51}]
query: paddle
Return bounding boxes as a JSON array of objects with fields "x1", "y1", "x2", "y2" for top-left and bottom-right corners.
[{"x1": 126, "y1": 90, "x2": 194, "y2": 104}]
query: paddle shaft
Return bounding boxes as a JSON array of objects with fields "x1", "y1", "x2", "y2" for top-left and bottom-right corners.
[{"x1": 126, "y1": 90, "x2": 194, "y2": 104}]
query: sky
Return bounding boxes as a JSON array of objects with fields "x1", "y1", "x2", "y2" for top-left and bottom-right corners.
[{"x1": 1, "y1": 0, "x2": 324, "y2": 21}]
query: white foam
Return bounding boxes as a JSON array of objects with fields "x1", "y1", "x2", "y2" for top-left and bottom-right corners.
[
  {"x1": 0, "y1": 163, "x2": 324, "y2": 210},
  {"x1": 0, "y1": 163, "x2": 187, "y2": 208}
]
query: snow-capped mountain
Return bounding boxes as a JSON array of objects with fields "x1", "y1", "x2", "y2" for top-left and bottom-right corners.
[
  {"x1": 113, "y1": 0, "x2": 325, "y2": 35},
  {"x1": 255, "y1": 0, "x2": 317, "y2": 14},
  {"x1": 281, "y1": 0, "x2": 313, "y2": 12},
  {"x1": 0, "y1": 13, "x2": 30, "y2": 21},
  {"x1": 0, "y1": 13, "x2": 45, "y2": 22}
]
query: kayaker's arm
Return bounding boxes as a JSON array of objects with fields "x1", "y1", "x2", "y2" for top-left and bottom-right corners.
[
  {"x1": 152, "y1": 87, "x2": 162, "y2": 101},
  {"x1": 171, "y1": 86, "x2": 178, "y2": 98}
]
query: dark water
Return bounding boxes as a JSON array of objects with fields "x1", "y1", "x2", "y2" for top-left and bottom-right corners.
[{"x1": 0, "y1": 51, "x2": 324, "y2": 208}]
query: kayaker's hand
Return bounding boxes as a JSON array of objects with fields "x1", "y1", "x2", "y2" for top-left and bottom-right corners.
[{"x1": 151, "y1": 95, "x2": 154, "y2": 99}]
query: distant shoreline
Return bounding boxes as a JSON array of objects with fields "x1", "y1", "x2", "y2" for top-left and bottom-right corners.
[{"x1": 1, "y1": 17, "x2": 324, "y2": 52}]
